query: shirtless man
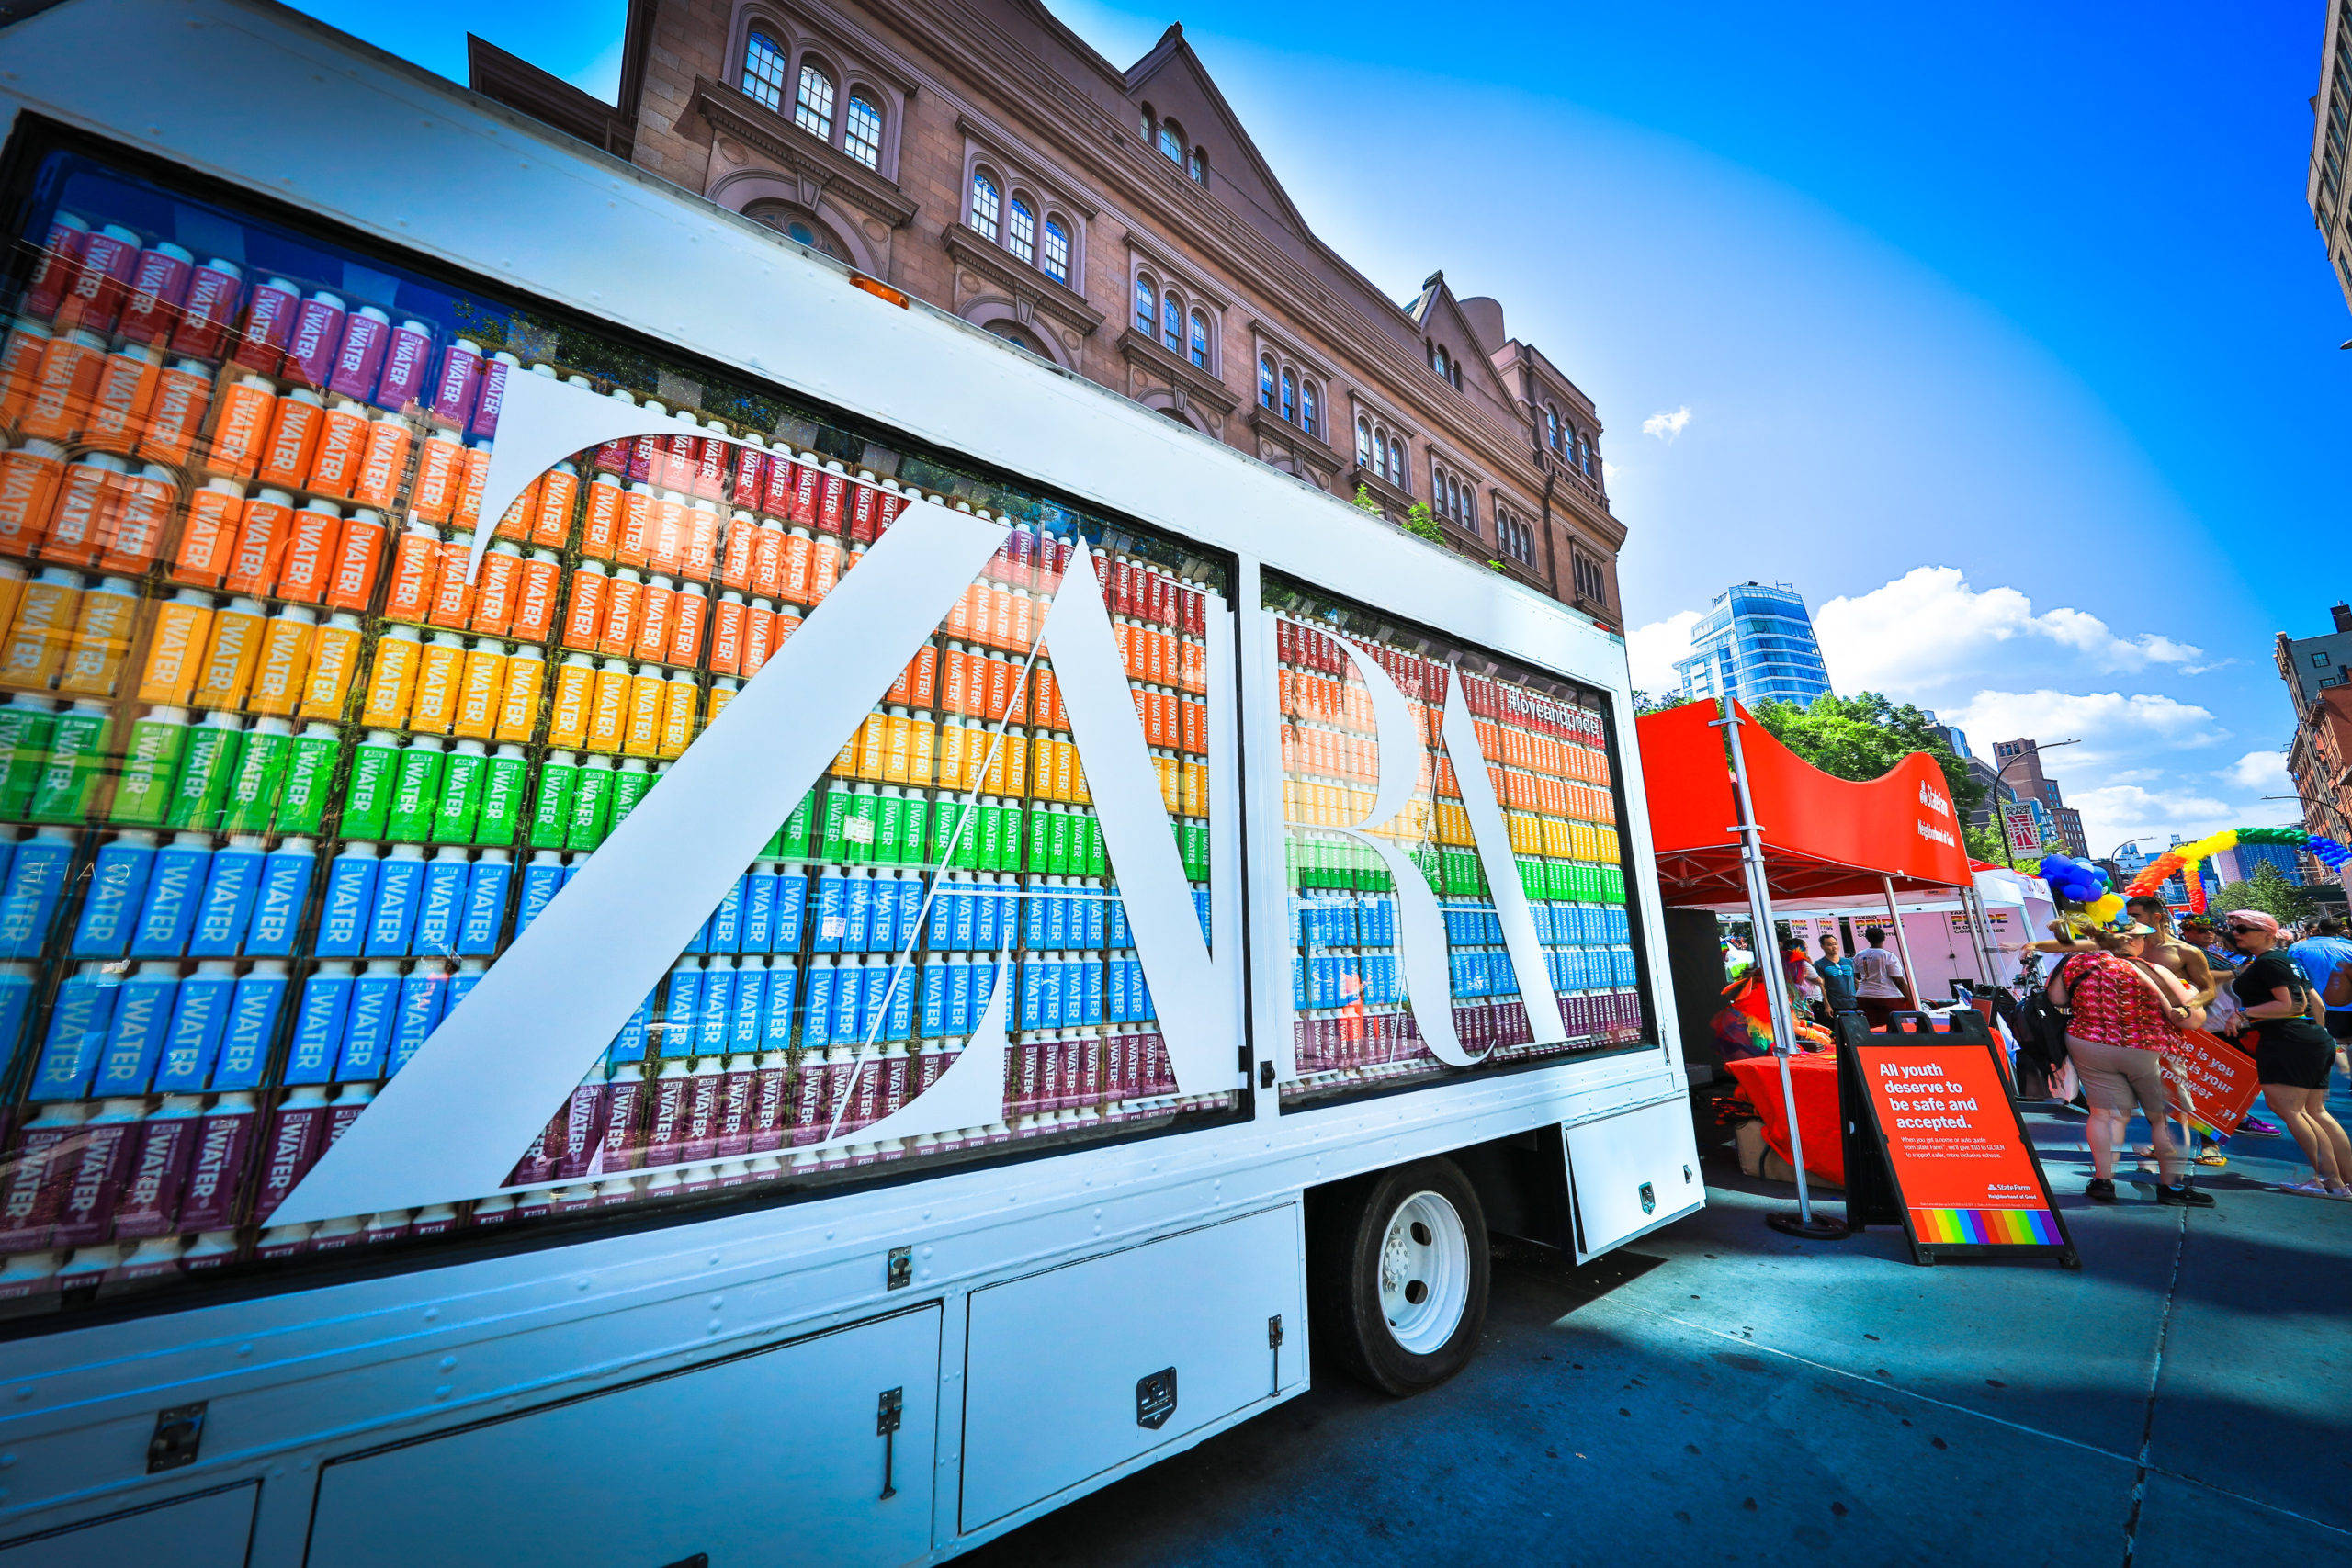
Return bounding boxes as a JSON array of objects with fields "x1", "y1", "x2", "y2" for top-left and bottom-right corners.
[{"x1": 2126, "y1": 896, "x2": 2221, "y2": 1010}]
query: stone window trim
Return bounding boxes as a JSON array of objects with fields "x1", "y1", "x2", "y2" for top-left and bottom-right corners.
[
  {"x1": 961, "y1": 130, "x2": 1090, "y2": 288},
  {"x1": 690, "y1": 75, "x2": 918, "y2": 231},
  {"x1": 1126, "y1": 236, "x2": 1227, "y2": 380},
  {"x1": 727, "y1": 5, "x2": 914, "y2": 176},
  {"x1": 944, "y1": 222, "x2": 1105, "y2": 342},
  {"x1": 1428, "y1": 454, "x2": 1479, "y2": 536},
  {"x1": 1127, "y1": 231, "x2": 1231, "y2": 310},
  {"x1": 1246, "y1": 315, "x2": 1336, "y2": 388},
  {"x1": 1132, "y1": 269, "x2": 1217, "y2": 378},
  {"x1": 955, "y1": 116, "x2": 1100, "y2": 219},
  {"x1": 1121, "y1": 327, "x2": 1239, "y2": 416},
  {"x1": 1343, "y1": 383, "x2": 1419, "y2": 444}
]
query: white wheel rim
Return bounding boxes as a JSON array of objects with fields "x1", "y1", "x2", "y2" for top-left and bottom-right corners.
[{"x1": 1377, "y1": 1190, "x2": 1471, "y2": 1355}]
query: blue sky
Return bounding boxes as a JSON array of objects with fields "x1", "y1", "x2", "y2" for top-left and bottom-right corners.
[{"x1": 294, "y1": 0, "x2": 2351, "y2": 855}]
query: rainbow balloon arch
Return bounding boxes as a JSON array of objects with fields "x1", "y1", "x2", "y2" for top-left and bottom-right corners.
[{"x1": 2117, "y1": 827, "x2": 2351, "y2": 917}]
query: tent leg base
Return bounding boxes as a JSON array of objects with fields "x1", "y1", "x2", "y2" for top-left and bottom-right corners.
[{"x1": 1768, "y1": 1211, "x2": 1851, "y2": 1241}]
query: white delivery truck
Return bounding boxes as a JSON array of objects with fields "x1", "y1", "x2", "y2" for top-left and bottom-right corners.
[{"x1": 0, "y1": 4, "x2": 1701, "y2": 1562}]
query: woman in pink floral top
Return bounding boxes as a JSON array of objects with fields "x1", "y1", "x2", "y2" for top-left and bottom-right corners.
[{"x1": 2048, "y1": 924, "x2": 2211, "y2": 1207}]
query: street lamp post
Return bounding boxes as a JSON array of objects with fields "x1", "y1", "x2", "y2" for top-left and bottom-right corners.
[{"x1": 1991, "y1": 739, "x2": 2082, "y2": 869}]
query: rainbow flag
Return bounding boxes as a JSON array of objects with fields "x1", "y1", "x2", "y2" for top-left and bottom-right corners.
[{"x1": 1910, "y1": 1207, "x2": 2062, "y2": 1246}]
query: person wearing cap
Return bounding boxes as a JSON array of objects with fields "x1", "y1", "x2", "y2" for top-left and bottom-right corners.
[
  {"x1": 2178, "y1": 915, "x2": 2244, "y2": 972},
  {"x1": 2225, "y1": 909, "x2": 2352, "y2": 1198},
  {"x1": 2045, "y1": 921, "x2": 2211, "y2": 1205}
]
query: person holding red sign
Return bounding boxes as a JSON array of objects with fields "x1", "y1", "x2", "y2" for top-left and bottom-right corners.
[
  {"x1": 2225, "y1": 910, "x2": 2352, "y2": 1199},
  {"x1": 2048, "y1": 924, "x2": 2212, "y2": 1207}
]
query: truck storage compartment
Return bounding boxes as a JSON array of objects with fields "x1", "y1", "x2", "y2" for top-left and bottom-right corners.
[
  {"x1": 0, "y1": 1482, "x2": 256, "y2": 1566},
  {"x1": 959, "y1": 1203, "x2": 1303, "y2": 1532},
  {"x1": 1566, "y1": 1097, "x2": 1703, "y2": 1261},
  {"x1": 303, "y1": 1305, "x2": 940, "y2": 1568}
]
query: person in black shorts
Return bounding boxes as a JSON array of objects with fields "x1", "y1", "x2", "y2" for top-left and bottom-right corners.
[{"x1": 2226, "y1": 909, "x2": 2352, "y2": 1198}]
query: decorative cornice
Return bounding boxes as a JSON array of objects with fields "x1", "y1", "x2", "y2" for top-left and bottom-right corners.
[
  {"x1": 1348, "y1": 464, "x2": 1415, "y2": 514},
  {"x1": 944, "y1": 223, "x2": 1104, "y2": 334},
  {"x1": 689, "y1": 75, "x2": 919, "y2": 228},
  {"x1": 1246, "y1": 404, "x2": 1337, "y2": 475},
  {"x1": 1121, "y1": 328, "x2": 1238, "y2": 414}
]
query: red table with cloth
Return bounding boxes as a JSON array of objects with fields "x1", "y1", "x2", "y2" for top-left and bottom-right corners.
[{"x1": 1724, "y1": 1053, "x2": 1844, "y2": 1185}]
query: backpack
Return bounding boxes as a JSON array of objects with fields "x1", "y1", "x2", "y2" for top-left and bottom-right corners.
[
  {"x1": 2014, "y1": 955, "x2": 2076, "y2": 1068},
  {"x1": 2324, "y1": 958, "x2": 2352, "y2": 1010}
]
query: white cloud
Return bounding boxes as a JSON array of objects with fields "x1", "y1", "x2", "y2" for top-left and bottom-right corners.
[
  {"x1": 1943, "y1": 689, "x2": 2223, "y2": 764},
  {"x1": 1812, "y1": 567, "x2": 2202, "y2": 699},
  {"x1": 2221, "y1": 749, "x2": 2290, "y2": 795},
  {"x1": 1626, "y1": 609, "x2": 1701, "y2": 696},
  {"x1": 1641, "y1": 405, "x2": 1691, "y2": 440},
  {"x1": 1601, "y1": 459, "x2": 1619, "y2": 483},
  {"x1": 2066, "y1": 784, "x2": 2240, "y2": 857}
]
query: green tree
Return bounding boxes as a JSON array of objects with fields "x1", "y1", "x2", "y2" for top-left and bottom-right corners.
[
  {"x1": 2211, "y1": 862, "x2": 2319, "y2": 925},
  {"x1": 1746, "y1": 692, "x2": 1985, "y2": 832},
  {"x1": 1402, "y1": 501, "x2": 1443, "y2": 544},
  {"x1": 1351, "y1": 483, "x2": 1383, "y2": 516}
]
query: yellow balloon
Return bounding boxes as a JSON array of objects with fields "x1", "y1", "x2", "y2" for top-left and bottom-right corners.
[{"x1": 2087, "y1": 894, "x2": 2124, "y2": 920}]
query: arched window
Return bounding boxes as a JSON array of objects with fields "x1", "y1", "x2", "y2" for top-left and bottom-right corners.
[
  {"x1": 1042, "y1": 219, "x2": 1070, "y2": 284},
  {"x1": 1188, "y1": 310, "x2": 1208, "y2": 369},
  {"x1": 1578, "y1": 436, "x2": 1591, "y2": 474},
  {"x1": 1300, "y1": 381, "x2": 1317, "y2": 437},
  {"x1": 1140, "y1": 104, "x2": 1155, "y2": 140},
  {"x1": 1390, "y1": 439, "x2": 1406, "y2": 488},
  {"x1": 795, "y1": 62, "x2": 836, "y2": 140},
  {"x1": 844, "y1": 96, "x2": 883, "y2": 168},
  {"x1": 1545, "y1": 405, "x2": 1562, "y2": 453},
  {"x1": 1434, "y1": 344, "x2": 1450, "y2": 380},
  {"x1": 1006, "y1": 197, "x2": 1035, "y2": 263},
  {"x1": 1189, "y1": 147, "x2": 1208, "y2": 184},
  {"x1": 1162, "y1": 291, "x2": 1182, "y2": 352},
  {"x1": 970, "y1": 171, "x2": 1001, "y2": 242},
  {"x1": 1356, "y1": 418, "x2": 1373, "y2": 468},
  {"x1": 1136, "y1": 278, "x2": 1158, "y2": 335},
  {"x1": 1159, "y1": 118, "x2": 1185, "y2": 164},
  {"x1": 742, "y1": 30, "x2": 789, "y2": 112},
  {"x1": 1464, "y1": 488, "x2": 1478, "y2": 534},
  {"x1": 1372, "y1": 429, "x2": 1389, "y2": 481},
  {"x1": 1281, "y1": 369, "x2": 1296, "y2": 423},
  {"x1": 1430, "y1": 456, "x2": 1444, "y2": 504},
  {"x1": 1448, "y1": 475, "x2": 1463, "y2": 522},
  {"x1": 1260, "y1": 355, "x2": 1278, "y2": 412}
]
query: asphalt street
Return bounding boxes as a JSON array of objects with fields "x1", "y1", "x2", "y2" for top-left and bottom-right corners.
[{"x1": 962, "y1": 1093, "x2": 2352, "y2": 1568}]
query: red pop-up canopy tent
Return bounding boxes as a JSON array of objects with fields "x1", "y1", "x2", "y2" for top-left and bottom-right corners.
[
  {"x1": 1637, "y1": 699, "x2": 1985, "y2": 1236},
  {"x1": 1639, "y1": 700, "x2": 1974, "y2": 907}
]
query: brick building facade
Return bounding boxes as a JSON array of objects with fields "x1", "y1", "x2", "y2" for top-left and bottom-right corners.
[{"x1": 471, "y1": 0, "x2": 1624, "y2": 620}]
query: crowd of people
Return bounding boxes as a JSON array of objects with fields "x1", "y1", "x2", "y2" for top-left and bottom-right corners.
[
  {"x1": 1753, "y1": 901, "x2": 2352, "y2": 1208},
  {"x1": 2018, "y1": 902, "x2": 2352, "y2": 1205}
]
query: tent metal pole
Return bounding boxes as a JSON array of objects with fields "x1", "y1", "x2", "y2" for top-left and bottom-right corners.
[
  {"x1": 1882, "y1": 875, "x2": 1923, "y2": 1010},
  {"x1": 1961, "y1": 885, "x2": 2002, "y2": 988},
  {"x1": 1714, "y1": 702, "x2": 1844, "y2": 1239}
]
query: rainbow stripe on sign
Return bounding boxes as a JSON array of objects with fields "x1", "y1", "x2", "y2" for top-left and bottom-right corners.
[{"x1": 1910, "y1": 1207, "x2": 2062, "y2": 1247}]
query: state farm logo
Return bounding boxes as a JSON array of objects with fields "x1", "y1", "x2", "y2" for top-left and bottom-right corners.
[{"x1": 1919, "y1": 780, "x2": 1951, "y2": 818}]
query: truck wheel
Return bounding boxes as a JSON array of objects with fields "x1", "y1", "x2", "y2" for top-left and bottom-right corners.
[{"x1": 1309, "y1": 1157, "x2": 1490, "y2": 1396}]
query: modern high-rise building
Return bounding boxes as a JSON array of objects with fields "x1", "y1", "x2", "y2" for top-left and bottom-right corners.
[
  {"x1": 2309, "y1": 0, "x2": 2352, "y2": 314},
  {"x1": 2212, "y1": 842, "x2": 2305, "y2": 887},
  {"x1": 1672, "y1": 581, "x2": 1832, "y2": 707},
  {"x1": 1990, "y1": 738, "x2": 2090, "y2": 857},
  {"x1": 2273, "y1": 604, "x2": 2352, "y2": 897}
]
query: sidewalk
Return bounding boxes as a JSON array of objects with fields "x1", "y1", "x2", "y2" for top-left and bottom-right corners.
[{"x1": 964, "y1": 1086, "x2": 2352, "y2": 1567}]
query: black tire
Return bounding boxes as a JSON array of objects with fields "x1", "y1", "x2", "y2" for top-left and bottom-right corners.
[{"x1": 1307, "y1": 1156, "x2": 1491, "y2": 1397}]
